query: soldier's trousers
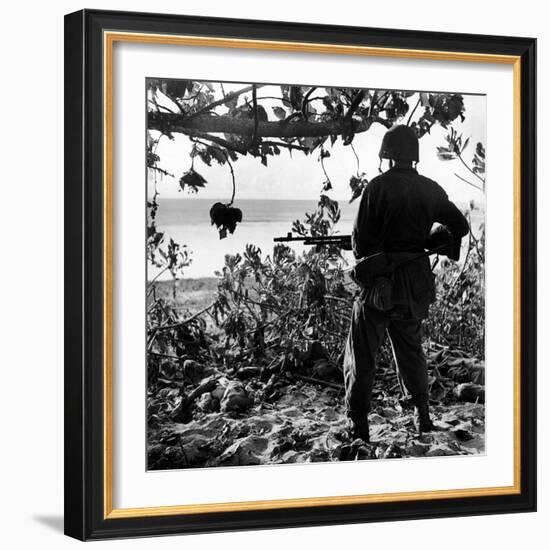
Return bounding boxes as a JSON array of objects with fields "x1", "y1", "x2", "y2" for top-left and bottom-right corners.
[{"x1": 343, "y1": 296, "x2": 429, "y2": 423}]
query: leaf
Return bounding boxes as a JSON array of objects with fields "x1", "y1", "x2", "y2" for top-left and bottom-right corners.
[
  {"x1": 272, "y1": 106, "x2": 286, "y2": 120},
  {"x1": 179, "y1": 169, "x2": 207, "y2": 192},
  {"x1": 209, "y1": 202, "x2": 243, "y2": 238},
  {"x1": 349, "y1": 174, "x2": 368, "y2": 203},
  {"x1": 289, "y1": 86, "x2": 304, "y2": 111},
  {"x1": 208, "y1": 146, "x2": 228, "y2": 165},
  {"x1": 436, "y1": 147, "x2": 456, "y2": 161}
]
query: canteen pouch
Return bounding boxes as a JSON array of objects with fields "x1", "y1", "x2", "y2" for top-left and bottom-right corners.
[
  {"x1": 352, "y1": 253, "x2": 395, "y2": 312},
  {"x1": 365, "y1": 276, "x2": 394, "y2": 312}
]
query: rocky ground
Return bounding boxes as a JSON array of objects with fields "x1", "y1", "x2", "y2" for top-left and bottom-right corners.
[{"x1": 147, "y1": 348, "x2": 485, "y2": 470}]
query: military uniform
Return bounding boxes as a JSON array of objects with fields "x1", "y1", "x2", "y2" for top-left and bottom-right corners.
[{"x1": 344, "y1": 165, "x2": 469, "y2": 428}]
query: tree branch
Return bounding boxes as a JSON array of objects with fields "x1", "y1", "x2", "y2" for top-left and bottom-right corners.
[
  {"x1": 456, "y1": 151, "x2": 485, "y2": 185},
  {"x1": 262, "y1": 140, "x2": 309, "y2": 152},
  {"x1": 149, "y1": 111, "x2": 389, "y2": 138},
  {"x1": 182, "y1": 84, "x2": 264, "y2": 121},
  {"x1": 186, "y1": 130, "x2": 248, "y2": 155},
  {"x1": 154, "y1": 302, "x2": 216, "y2": 332},
  {"x1": 406, "y1": 97, "x2": 421, "y2": 126},
  {"x1": 454, "y1": 172, "x2": 484, "y2": 191}
]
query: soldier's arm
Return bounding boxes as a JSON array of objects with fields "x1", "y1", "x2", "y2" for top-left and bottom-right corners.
[
  {"x1": 433, "y1": 185, "x2": 470, "y2": 239},
  {"x1": 432, "y1": 183, "x2": 470, "y2": 260}
]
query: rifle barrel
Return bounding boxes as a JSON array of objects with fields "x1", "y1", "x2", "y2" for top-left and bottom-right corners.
[{"x1": 273, "y1": 233, "x2": 351, "y2": 243}]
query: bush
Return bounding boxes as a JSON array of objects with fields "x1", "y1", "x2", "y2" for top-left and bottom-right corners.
[{"x1": 211, "y1": 198, "x2": 485, "y2": 371}]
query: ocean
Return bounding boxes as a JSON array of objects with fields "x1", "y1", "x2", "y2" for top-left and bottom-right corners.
[{"x1": 149, "y1": 198, "x2": 483, "y2": 280}]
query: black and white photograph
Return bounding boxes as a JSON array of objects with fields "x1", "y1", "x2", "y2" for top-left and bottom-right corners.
[{"x1": 145, "y1": 79, "x2": 486, "y2": 470}]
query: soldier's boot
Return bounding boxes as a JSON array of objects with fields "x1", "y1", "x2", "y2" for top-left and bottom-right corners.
[
  {"x1": 414, "y1": 399, "x2": 437, "y2": 434},
  {"x1": 349, "y1": 417, "x2": 370, "y2": 443}
]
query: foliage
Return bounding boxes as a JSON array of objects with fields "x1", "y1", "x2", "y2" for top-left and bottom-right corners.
[
  {"x1": 145, "y1": 198, "x2": 486, "y2": 469},
  {"x1": 425, "y1": 213, "x2": 485, "y2": 357},
  {"x1": 211, "y1": 199, "x2": 485, "y2": 368},
  {"x1": 144, "y1": 80, "x2": 486, "y2": 468},
  {"x1": 212, "y1": 195, "x2": 352, "y2": 367},
  {"x1": 146, "y1": 81, "x2": 468, "y2": 254}
]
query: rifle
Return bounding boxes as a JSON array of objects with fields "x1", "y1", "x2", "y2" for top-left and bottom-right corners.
[
  {"x1": 274, "y1": 226, "x2": 459, "y2": 260},
  {"x1": 273, "y1": 232, "x2": 352, "y2": 250}
]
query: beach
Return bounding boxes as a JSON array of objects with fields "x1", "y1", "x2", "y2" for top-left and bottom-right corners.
[{"x1": 149, "y1": 197, "x2": 484, "y2": 282}]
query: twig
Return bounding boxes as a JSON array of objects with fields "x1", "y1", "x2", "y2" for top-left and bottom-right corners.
[
  {"x1": 188, "y1": 131, "x2": 248, "y2": 155},
  {"x1": 148, "y1": 99, "x2": 177, "y2": 114},
  {"x1": 148, "y1": 165, "x2": 175, "y2": 178},
  {"x1": 172, "y1": 376, "x2": 219, "y2": 422},
  {"x1": 154, "y1": 302, "x2": 216, "y2": 332},
  {"x1": 454, "y1": 172, "x2": 483, "y2": 191},
  {"x1": 325, "y1": 295, "x2": 351, "y2": 305},
  {"x1": 148, "y1": 266, "x2": 170, "y2": 286},
  {"x1": 320, "y1": 152, "x2": 332, "y2": 188},
  {"x1": 441, "y1": 225, "x2": 473, "y2": 324},
  {"x1": 148, "y1": 352, "x2": 184, "y2": 361},
  {"x1": 344, "y1": 89, "x2": 366, "y2": 121},
  {"x1": 293, "y1": 374, "x2": 343, "y2": 390},
  {"x1": 262, "y1": 140, "x2": 309, "y2": 152},
  {"x1": 252, "y1": 84, "x2": 259, "y2": 144},
  {"x1": 406, "y1": 97, "x2": 421, "y2": 126},
  {"x1": 183, "y1": 84, "x2": 264, "y2": 121},
  {"x1": 255, "y1": 95, "x2": 292, "y2": 105},
  {"x1": 350, "y1": 143, "x2": 361, "y2": 175},
  {"x1": 456, "y1": 151, "x2": 485, "y2": 185},
  {"x1": 301, "y1": 86, "x2": 318, "y2": 120},
  {"x1": 224, "y1": 153, "x2": 236, "y2": 205}
]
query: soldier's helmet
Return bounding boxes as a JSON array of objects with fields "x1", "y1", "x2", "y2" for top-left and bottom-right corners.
[{"x1": 379, "y1": 125, "x2": 419, "y2": 162}]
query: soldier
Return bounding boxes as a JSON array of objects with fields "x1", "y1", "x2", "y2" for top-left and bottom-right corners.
[{"x1": 344, "y1": 125, "x2": 469, "y2": 442}]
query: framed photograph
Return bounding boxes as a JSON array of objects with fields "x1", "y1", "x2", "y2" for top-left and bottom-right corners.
[{"x1": 64, "y1": 9, "x2": 536, "y2": 540}]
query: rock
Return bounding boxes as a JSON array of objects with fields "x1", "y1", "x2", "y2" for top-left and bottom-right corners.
[
  {"x1": 338, "y1": 443, "x2": 358, "y2": 461},
  {"x1": 447, "y1": 360, "x2": 485, "y2": 385},
  {"x1": 440, "y1": 412, "x2": 460, "y2": 425},
  {"x1": 453, "y1": 427, "x2": 474, "y2": 441},
  {"x1": 211, "y1": 377, "x2": 230, "y2": 400},
  {"x1": 426, "y1": 444, "x2": 456, "y2": 457},
  {"x1": 408, "y1": 444, "x2": 429, "y2": 457},
  {"x1": 383, "y1": 443, "x2": 403, "y2": 459},
  {"x1": 279, "y1": 450, "x2": 300, "y2": 463},
  {"x1": 312, "y1": 359, "x2": 338, "y2": 379},
  {"x1": 196, "y1": 392, "x2": 219, "y2": 413},
  {"x1": 183, "y1": 360, "x2": 216, "y2": 384},
  {"x1": 220, "y1": 381, "x2": 253, "y2": 413},
  {"x1": 235, "y1": 366, "x2": 262, "y2": 380},
  {"x1": 452, "y1": 422, "x2": 474, "y2": 441},
  {"x1": 179, "y1": 438, "x2": 211, "y2": 466},
  {"x1": 218, "y1": 435, "x2": 269, "y2": 466},
  {"x1": 299, "y1": 341, "x2": 327, "y2": 366},
  {"x1": 454, "y1": 383, "x2": 485, "y2": 403},
  {"x1": 356, "y1": 445, "x2": 373, "y2": 460},
  {"x1": 306, "y1": 449, "x2": 331, "y2": 463},
  {"x1": 148, "y1": 444, "x2": 165, "y2": 464}
]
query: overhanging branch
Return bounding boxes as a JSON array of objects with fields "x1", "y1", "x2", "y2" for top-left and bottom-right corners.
[{"x1": 148, "y1": 111, "x2": 391, "y2": 139}]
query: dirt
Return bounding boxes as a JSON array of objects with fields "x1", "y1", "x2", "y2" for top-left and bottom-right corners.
[{"x1": 148, "y1": 374, "x2": 485, "y2": 470}]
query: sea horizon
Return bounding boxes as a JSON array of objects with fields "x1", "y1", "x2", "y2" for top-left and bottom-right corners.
[{"x1": 148, "y1": 197, "x2": 484, "y2": 280}]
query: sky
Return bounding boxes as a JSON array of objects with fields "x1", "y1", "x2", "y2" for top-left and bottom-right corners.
[{"x1": 148, "y1": 83, "x2": 486, "y2": 207}]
